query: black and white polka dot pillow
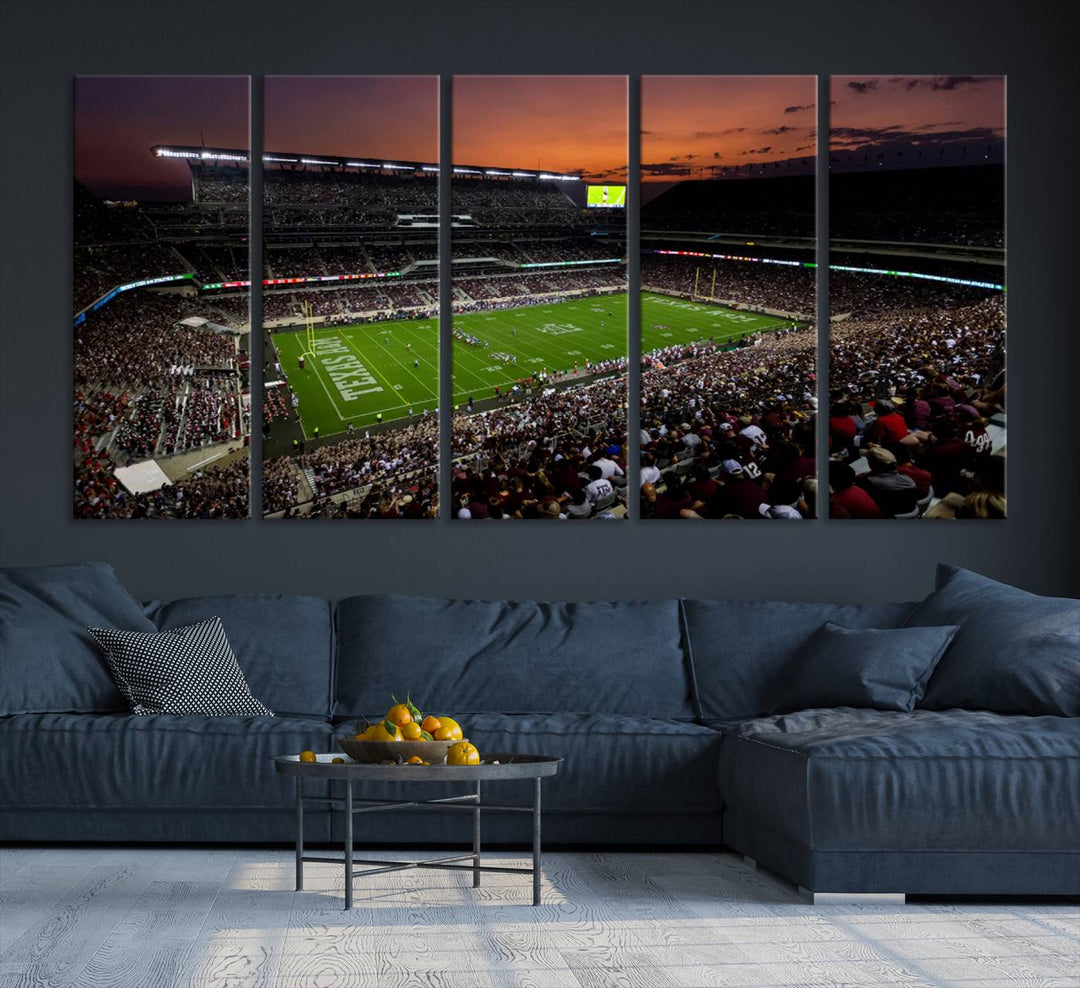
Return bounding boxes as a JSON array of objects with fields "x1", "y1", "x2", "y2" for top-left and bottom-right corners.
[{"x1": 88, "y1": 617, "x2": 273, "y2": 717}]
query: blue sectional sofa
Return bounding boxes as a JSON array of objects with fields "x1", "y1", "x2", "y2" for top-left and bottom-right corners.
[{"x1": 1, "y1": 562, "x2": 1078, "y2": 897}]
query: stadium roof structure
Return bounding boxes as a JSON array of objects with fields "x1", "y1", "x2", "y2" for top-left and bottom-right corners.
[{"x1": 150, "y1": 146, "x2": 582, "y2": 182}]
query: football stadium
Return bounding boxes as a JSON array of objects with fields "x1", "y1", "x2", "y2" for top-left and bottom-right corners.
[{"x1": 72, "y1": 136, "x2": 1004, "y2": 522}]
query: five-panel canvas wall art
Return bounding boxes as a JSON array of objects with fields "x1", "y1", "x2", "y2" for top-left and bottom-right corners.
[{"x1": 73, "y1": 75, "x2": 1005, "y2": 520}]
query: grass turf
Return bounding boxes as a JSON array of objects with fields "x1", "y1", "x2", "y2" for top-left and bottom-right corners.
[{"x1": 270, "y1": 291, "x2": 793, "y2": 437}]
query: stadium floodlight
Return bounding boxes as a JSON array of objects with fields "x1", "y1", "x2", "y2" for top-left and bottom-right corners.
[
  {"x1": 511, "y1": 171, "x2": 534, "y2": 177},
  {"x1": 300, "y1": 158, "x2": 338, "y2": 166},
  {"x1": 381, "y1": 163, "x2": 412, "y2": 170},
  {"x1": 345, "y1": 161, "x2": 381, "y2": 168},
  {"x1": 264, "y1": 156, "x2": 299, "y2": 163},
  {"x1": 154, "y1": 149, "x2": 202, "y2": 159},
  {"x1": 453, "y1": 167, "x2": 482, "y2": 175},
  {"x1": 202, "y1": 150, "x2": 247, "y2": 161},
  {"x1": 421, "y1": 166, "x2": 439, "y2": 172}
]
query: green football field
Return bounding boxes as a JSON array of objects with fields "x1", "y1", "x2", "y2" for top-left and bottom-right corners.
[{"x1": 270, "y1": 292, "x2": 793, "y2": 437}]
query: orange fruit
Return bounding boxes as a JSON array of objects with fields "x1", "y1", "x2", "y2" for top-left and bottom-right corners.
[
  {"x1": 421, "y1": 715, "x2": 442, "y2": 734},
  {"x1": 406, "y1": 755, "x2": 424, "y2": 765},
  {"x1": 298, "y1": 750, "x2": 317, "y2": 763},
  {"x1": 386, "y1": 703, "x2": 412, "y2": 727},
  {"x1": 440, "y1": 716, "x2": 463, "y2": 735},
  {"x1": 400, "y1": 721, "x2": 423, "y2": 740},
  {"x1": 331, "y1": 757, "x2": 344, "y2": 764},
  {"x1": 370, "y1": 720, "x2": 402, "y2": 742},
  {"x1": 433, "y1": 716, "x2": 463, "y2": 741},
  {"x1": 446, "y1": 741, "x2": 480, "y2": 766}
]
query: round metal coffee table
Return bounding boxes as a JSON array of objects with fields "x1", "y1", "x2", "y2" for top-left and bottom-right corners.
[{"x1": 274, "y1": 754, "x2": 562, "y2": 908}]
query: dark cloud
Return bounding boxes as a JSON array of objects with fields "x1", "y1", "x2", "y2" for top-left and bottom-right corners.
[
  {"x1": 761, "y1": 125, "x2": 796, "y2": 135},
  {"x1": 904, "y1": 75, "x2": 992, "y2": 91},
  {"x1": 641, "y1": 161, "x2": 696, "y2": 177},
  {"x1": 739, "y1": 146, "x2": 773, "y2": 155},
  {"x1": 711, "y1": 151, "x2": 722, "y2": 159},
  {"x1": 846, "y1": 80, "x2": 879, "y2": 95},
  {"x1": 691, "y1": 127, "x2": 746, "y2": 139},
  {"x1": 831, "y1": 124, "x2": 1004, "y2": 149},
  {"x1": 784, "y1": 103, "x2": 814, "y2": 114}
]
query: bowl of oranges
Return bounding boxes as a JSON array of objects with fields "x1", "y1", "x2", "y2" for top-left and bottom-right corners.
[{"x1": 337, "y1": 695, "x2": 479, "y2": 766}]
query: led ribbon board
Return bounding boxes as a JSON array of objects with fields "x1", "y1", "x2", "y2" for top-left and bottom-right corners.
[{"x1": 653, "y1": 250, "x2": 1004, "y2": 291}]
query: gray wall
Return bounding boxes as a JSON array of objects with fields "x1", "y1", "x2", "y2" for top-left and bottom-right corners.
[{"x1": 2, "y1": 0, "x2": 1077, "y2": 603}]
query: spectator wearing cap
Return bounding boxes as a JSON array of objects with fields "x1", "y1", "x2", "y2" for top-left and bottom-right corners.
[
  {"x1": 858, "y1": 446, "x2": 919, "y2": 517},
  {"x1": 707, "y1": 459, "x2": 768, "y2": 519},
  {"x1": 738, "y1": 416, "x2": 768, "y2": 448},
  {"x1": 760, "y1": 503, "x2": 802, "y2": 519},
  {"x1": 829, "y1": 461, "x2": 883, "y2": 519}
]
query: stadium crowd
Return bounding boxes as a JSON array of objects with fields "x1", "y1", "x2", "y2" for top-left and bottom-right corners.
[
  {"x1": 828, "y1": 293, "x2": 1005, "y2": 518},
  {"x1": 631, "y1": 284, "x2": 1004, "y2": 519},
  {"x1": 451, "y1": 379, "x2": 628, "y2": 519},
  {"x1": 263, "y1": 414, "x2": 439, "y2": 519},
  {"x1": 72, "y1": 291, "x2": 250, "y2": 519}
]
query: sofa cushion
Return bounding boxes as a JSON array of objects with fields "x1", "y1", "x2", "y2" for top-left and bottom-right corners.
[
  {"x1": 772, "y1": 622, "x2": 959, "y2": 714},
  {"x1": 88, "y1": 619, "x2": 274, "y2": 717},
  {"x1": 0, "y1": 562, "x2": 155, "y2": 715},
  {"x1": 718, "y1": 708, "x2": 1080, "y2": 854},
  {"x1": 0, "y1": 713, "x2": 333, "y2": 811},
  {"x1": 681, "y1": 599, "x2": 917, "y2": 724},
  {"x1": 327, "y1": 712, "x2": 722, "y2": 814},
  {"x1": 335, "y1": 596, "x2": 692, "y2": 719},
  {"x1": 905, "y1": 565, "x2": 1080, "y2": 716},
  {"x1": 144, "y1": 594, "x2": 335, "y2": 717}
]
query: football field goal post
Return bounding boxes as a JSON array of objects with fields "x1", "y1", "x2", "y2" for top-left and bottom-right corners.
[{"x1": 298, "y1": 300, "x2": 316, "y2": 362}]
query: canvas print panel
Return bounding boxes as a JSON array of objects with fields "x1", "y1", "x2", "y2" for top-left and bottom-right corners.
[
  {"x1": 640, "y1": 76, "x2": 817, "y2": 520},
  {"x1": 828, "y1": 75, "x2": 1006, "y2": 519},
  {"x1": 74, "y1": 76, "x2": 251, "y2": 518},
  {"x1": 450, "y1": 76, "x2": 628, "y2": 520},
  {"x1": 260, "y1": 76, "x2": 439, "y2": 519}
]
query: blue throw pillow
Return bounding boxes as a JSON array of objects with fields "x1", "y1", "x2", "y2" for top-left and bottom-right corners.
[
  {"x1": 905, "y1": 565, "x2": 1080, "y2": 716},
  {"x1": 0, "y1": 562, "x2": 156, "y2": 715},
  {"x1": 772, "y1": 621, "x2": 959, "y2": 714}
]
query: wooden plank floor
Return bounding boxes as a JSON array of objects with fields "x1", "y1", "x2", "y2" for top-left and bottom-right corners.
[{"x1": 0, "y1": 849, "x2": 1077, "y2": 988}]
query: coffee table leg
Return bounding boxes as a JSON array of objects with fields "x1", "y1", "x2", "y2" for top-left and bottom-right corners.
[
  {"x1": 532, "y1": 777, "x2": 542, "y2": 906},
  {"x1": 344, "y1": 779, "x2": 353, "y2": 910},
  {"x1": 473, "y1": 780, "x2": 481, "y2": 888},
  {"x1": 295, "y1": 776, "x2": 304, "y2": 892}
]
